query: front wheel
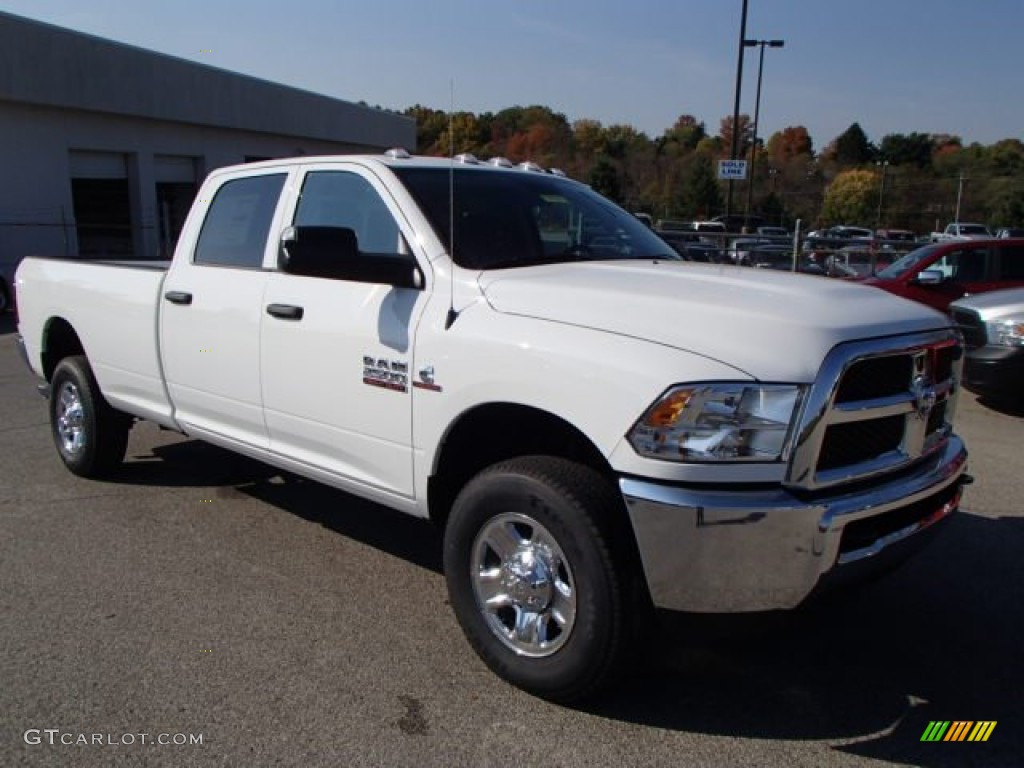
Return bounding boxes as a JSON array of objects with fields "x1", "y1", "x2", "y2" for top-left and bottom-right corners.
[
  {"x1": 49, "y1": 356, "x2": 131, "y2": 477},
  {"x1": 443, "y1": 456, "x2": 644, "y2": 702}
]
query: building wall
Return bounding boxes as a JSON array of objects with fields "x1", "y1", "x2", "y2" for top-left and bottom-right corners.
[{"x1": 0, "y1": 12, "x2": 415, "y2": 269}]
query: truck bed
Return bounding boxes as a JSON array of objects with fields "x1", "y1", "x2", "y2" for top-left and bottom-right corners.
[{"x1": 16, "y1": 256, "x2": 177, "y2": 427}]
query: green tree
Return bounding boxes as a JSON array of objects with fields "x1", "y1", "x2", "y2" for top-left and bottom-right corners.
[
  {"x1": 822, "y1": 169, "x2": 877, "y2": 224},
  {"x1": 683, "y1": 154, "x2": 723, "y2": 218},
  {"x1": 589, "y1": 156, "x2": 622, "y2": 203},
  {"x1": 990, "y1": 180, "x2": 1024, "y2": 226},
  {"x1": 878, "y1": 132, "x2": 935, "y2": 169},
  {"x1": 663, "y1": 114, "x2": 706, "y2": 151},
  {"x1": 826, "y1": 123, "x2": 875, "y2": 167}
]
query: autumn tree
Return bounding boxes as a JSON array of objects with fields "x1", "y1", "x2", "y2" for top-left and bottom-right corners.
[
  {"x1": 766, "y1": 126, "x2": 813, "y2": 164},
  {"x1": 719, "y1": 114, "x2": 753, "y2": 159},
  {"x1": 822, "y1": 169, "x2": 877, "y2": 225},
  {"x1": 485, "y1": 105, "x2": 572, "y2": 162},
  {"x1": 434, "y1": 112, "x2": 484, "y2": 156},
  {"x1": 572, "y1": 119, "x2": 605, "y2": 161},
  {"x1": 404, "y1": 104, "x2": 449, "y2": 154}
]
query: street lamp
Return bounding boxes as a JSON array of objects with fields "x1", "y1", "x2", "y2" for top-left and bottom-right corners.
[
  {"x1": 876, "y1": 160, "x2": 889, "y2": 229},
  {"x1": 742, "y1": 38, "x2": 785, "y2": 232},
  {"x1": 725, "y1": 0, "x2": 750, "y2": 228}
]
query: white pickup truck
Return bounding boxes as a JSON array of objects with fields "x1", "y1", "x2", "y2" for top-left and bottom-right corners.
[
  {"x1": 930, "y1": 222, "x2": 993, "y2": 242},
  {"x1": 16, "y1": 151, "x2": 970, "y2": 701}
]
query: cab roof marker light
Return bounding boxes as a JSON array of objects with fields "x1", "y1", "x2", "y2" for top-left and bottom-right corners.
[
  {"x1": 385, "y1": 148, "x2": 411, "y2": 159},
  {"x1": 518, "y1": 161, "x2": 545, "y2": 173},
  {"x1": 454, "y1": 153, "x2": 481, "y2": 165},
  {"x1": 488, "y1": 157, "x2": 514, "y2": 168}
]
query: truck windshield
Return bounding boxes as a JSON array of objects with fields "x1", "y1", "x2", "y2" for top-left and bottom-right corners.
[
  {"x1": 875, "y1": 243, "x2": 943, "y2": 280},
  {"x1": 958, "y1": 224, "x2": 990, "y2": 236},
  {"x1": 393, "y1": 167, "x2": 679, "y2": 269}
]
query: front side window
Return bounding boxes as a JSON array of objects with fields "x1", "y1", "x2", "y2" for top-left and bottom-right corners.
[
  {"x1": 294, "y1": 171, "x2": 401, "y2": 254},
  {"x1": 194, "y1": 173, "x2": 285, "y2": 268}
]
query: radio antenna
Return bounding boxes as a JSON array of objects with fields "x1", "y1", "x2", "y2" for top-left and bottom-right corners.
[{"x1": 445, "y1": 79, "x2": 459, "y2": 330}]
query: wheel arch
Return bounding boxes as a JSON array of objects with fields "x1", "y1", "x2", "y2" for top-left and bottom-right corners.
[
  {"x1": 41, "y1": 317, "x2": 86, "y2": 381},
  {"x1": 427, "y1": 402, "x2": 617, "y2": 529}
]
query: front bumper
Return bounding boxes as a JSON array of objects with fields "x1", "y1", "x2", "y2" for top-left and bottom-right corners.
[
  {"x1": 962, "y1": 344, "x2": 1024, "y2": 400},
  {"x1": 620, "y1": 436, "x2": 968, "y2": 612}
]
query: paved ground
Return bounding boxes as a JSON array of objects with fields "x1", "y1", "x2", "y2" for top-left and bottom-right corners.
[{"x1": 1, "y1": 311, "x2": 1021, "y2": 768}]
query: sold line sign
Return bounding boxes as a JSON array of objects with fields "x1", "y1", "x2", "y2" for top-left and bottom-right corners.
[{"x1": 718, "y1": 160, "x2": 748, "y2": 180}]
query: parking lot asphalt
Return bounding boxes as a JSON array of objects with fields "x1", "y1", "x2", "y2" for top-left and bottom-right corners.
[{"x1": 1, "y1": 311, "x2": 1022, "y2": 768}]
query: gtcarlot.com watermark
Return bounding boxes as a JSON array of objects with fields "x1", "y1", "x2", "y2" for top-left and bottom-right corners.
[{"x1": 24, "y1": 729, "x2": 203, "y2": 747}]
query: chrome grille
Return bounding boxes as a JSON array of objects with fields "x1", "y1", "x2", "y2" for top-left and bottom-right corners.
[{"x1": 786, "y1": 330, "x2": 962, "y2": 491}]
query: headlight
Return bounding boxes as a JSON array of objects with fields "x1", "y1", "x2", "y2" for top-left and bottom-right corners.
[
  {"x1": 986, "y1": 315, "x2": 1024, "y2": 347},
  {"x1": 627, "y1": 383, "x2": 805, "y2": 463}
]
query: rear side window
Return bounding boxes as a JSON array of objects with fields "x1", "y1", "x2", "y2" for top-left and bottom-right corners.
[
  {"x1": 194, "y1": 173, "x2": 286, "y2": 268},
  {"x1": 999, "y1": 245, "x2": 1024, "y2": 279}
]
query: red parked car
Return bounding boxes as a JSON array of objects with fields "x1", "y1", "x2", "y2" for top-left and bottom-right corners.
[{"x1": 859, "y1": 239, "x2": 1024, "y2": 312}]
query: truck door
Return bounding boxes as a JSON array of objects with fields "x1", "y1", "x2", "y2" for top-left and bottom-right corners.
[
  {"x1": 259, "y1": 165, "x2": 430, "y2": 498},
  {"x1": 159, "y1": 170, "x2": 288, "y2": 449}
]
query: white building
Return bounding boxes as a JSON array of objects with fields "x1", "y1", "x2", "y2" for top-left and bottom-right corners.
[{"x1": 0, "y1": 11, "x2": 415, "y2": 272}]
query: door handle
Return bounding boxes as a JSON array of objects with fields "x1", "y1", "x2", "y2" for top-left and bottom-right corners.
[
  {"x1": 164, "y1": 291, "x2": 193, "y2": 305},
  {"x1": 266, "y1": 303, "x2": 304, "y2": 320}
]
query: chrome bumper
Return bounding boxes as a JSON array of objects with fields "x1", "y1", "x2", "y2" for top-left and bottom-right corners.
[{"x1": 620, "y1": 436, "x2": 968, "y2": 612}]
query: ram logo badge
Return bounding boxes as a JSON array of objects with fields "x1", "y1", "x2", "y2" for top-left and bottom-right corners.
[{"x1": 362, "y1": 356, "x2": 408, "y2": 393}]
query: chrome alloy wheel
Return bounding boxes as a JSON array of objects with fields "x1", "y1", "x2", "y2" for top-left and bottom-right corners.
[
  {"x1": 56, "y1": 380, "x2": 87, "y2": 456},
  {"x1": 470, "y1": 512, "x2": 576, "y2": 658}
]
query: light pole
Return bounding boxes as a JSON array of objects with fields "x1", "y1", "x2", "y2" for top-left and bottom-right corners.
[
  {"x1": 875, "y1": 160, "x2": 889, "y2": 229},
  {"x1": 954, "y1": 172, "x2": 967, "y2": 223},
  {"x1": 725, "y1": 0, "x2": 750, "y2": 228},
  {"x1": 742, "y1": 39, "x2": 785, "y2": 232},
  {"x1": 768, "y1": 167, "x2": 781, "y2": 224}
]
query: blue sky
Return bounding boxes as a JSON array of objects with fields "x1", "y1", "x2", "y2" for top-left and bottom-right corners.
[{"x1": 6, "y1": 1, "x2": 1022, "y2": 150}]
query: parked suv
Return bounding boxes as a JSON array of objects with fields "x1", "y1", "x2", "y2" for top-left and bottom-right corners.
[
  {"x1": 861, "y1": 239, "x2": 1024, "y2": 312},
  {"x1": 950, "y1": 287, "x2": 1024, "y2": 402}
]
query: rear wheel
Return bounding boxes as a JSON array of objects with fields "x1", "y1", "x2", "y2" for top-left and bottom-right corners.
[
  {"x1": 49, "y1": 356, "x2": 131, "y2": 477},
  {"x1": 444, "y1": 456, "x2": 644, "y2": 702}
]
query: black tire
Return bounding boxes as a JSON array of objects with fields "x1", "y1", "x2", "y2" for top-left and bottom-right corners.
[
  {"x1": 49, "y1": 356, "x2": 131, "y2": 477},
  {"x1": 0, "y1": 280, "x2": 9, "y2": 313},
  {"x1": 443, "y1": 456, "x2": 644, "y2": 702}
]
